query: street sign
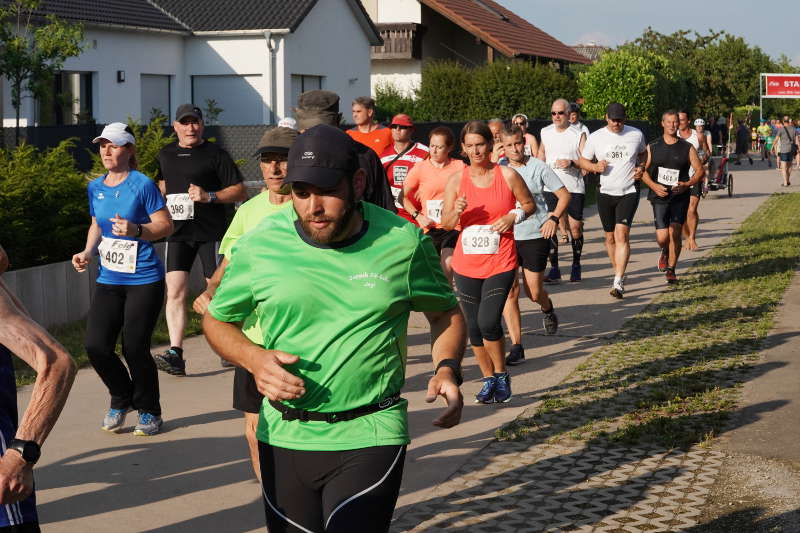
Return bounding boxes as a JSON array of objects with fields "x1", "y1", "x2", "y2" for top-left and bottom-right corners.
[{"x1": 764, "y1": 74, "x2": 800, "y2": 98}]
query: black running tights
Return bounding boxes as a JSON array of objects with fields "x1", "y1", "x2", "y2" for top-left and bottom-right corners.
[{"x1": 453, "y1": 270, "x2": 516, "y2": 346}]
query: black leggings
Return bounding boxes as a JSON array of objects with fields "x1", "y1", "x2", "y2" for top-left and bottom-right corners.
[
  {"x1": 453, "y1": 270, "x2": 516, "y2": 346},
  {"x1": 85, "y1": 280, "x2": 164, "y2": 416},
  {"x1": 259, "y1": 442, "x2": 406, "y2": 533}
]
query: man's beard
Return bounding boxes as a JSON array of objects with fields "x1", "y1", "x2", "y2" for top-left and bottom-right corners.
[{"x1": 296, "y1": 184, "x2": 357, "y2": 244}]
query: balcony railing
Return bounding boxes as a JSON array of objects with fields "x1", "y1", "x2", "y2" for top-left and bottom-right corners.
[{"x1": 371, "y1": 23, "x2": 424, "y2": 60}]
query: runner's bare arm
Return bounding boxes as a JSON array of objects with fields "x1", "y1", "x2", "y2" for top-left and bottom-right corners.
[
  {"x1": 188, "y1": 182, "x2": 247, "y2": 204},
  {"x1": 440, "y1": 171, "x2": 464, "y2": 231},
  {"x1": 72, "y1": 217, "x2": 103, "y2": 272},
  {"x1": 640, "y1": 145, "x2": 667, "y2": 197},
  {"x1": 536, "y1": 140, "x2": 546, "y2": 162},
  {"x1": 193, "y1": 257, "x2": 228, "y2": 315},
  {"x1": 686, "y1": 147, "x2": 705, "y2": 186},
  {"x1": 203, "y1": 313, "x2": 305, "y2": 401},
  {"x1": 424, "y1": 305, "x2": 466, "y2": 428},
  {"x1": 491, "y1": 167, "x2": 535, "y2": 233},
  {"x1": 157, "y1": 179, "x2": 166, "y2": 197},
  {"x1": 541, "y1": 186, "x2": 570, "y2": 239},
  {"x1": 525, "y1": 133, "x2": 539, "y2": 159},
  {"x1": 110, "y1": 208, "x2": 173, "y2": 241}
]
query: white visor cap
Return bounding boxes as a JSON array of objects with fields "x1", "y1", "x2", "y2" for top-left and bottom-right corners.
[{"x1": 92, "y1": 122, "x2": 135, "y2": 146}]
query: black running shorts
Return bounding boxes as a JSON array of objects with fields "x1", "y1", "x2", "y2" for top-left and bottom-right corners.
[
  {"x1": 165, "y1": 240, "x2": 221, "y2": 278},
  {"x1": 259, "y1": 443, "x2": 406, "y2": 533},
  {"x1": 597, "y1": 192, "x2": 639, "y2": 232},
  {"x1": 690, "y1": 182, "x2": 702, "y2": 198},
  {"x1": 516, "y1": 238, "x2": 551, "y2": 273},
  {"x1": 233, "y1": 366, "x2": 263, "y2": 414},
  {"x1": 426, "y1": 228, "x2": 459, "y2": 254},
  {"x1": 543, "y1": 191, "x2": 585, "y2": 221},
  {"x1": 651, "y1": 194, "x2": 690, "y2": 230}
]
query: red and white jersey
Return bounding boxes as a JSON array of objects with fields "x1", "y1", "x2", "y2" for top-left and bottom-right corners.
[{"x1": 380, "y1": 142, "x2": 429, "y2": 223}]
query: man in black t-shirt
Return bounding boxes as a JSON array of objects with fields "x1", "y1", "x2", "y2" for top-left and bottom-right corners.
[
  {"x1": 154, "y1": 104, "x2": 246, "y2": 375},
  {"x1": 641, "y1": 110, "x2": 705, "y2": 285}
]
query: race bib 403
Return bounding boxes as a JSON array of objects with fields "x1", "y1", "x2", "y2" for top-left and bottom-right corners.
[
  {"x1": 461, "y1": 225, "x2": 500, "y2": 255},
  {"x1": 166, "y1": 193, "x2": 194, "y2": 220},
  {"x1": 98, "y1": 237, "x2": 138, "y2": 273}
]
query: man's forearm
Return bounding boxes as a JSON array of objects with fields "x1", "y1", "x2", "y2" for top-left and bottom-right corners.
[
  {"x1": 216, "y1": 183, "x2": 247, "y2": 203},
  {"x1": 427, "y1": 306, "x2": 466, "y2": 368},
  {"x1": 202, "y1": 312, "x2": 261, "y2": 371}
]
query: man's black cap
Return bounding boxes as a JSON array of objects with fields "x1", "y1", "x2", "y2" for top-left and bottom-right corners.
[
  {"x1": 254, "y1": 126, "x2": 297, "y2": 156},
  {"x1": 176, "y1": 103, "x2": 203, "y2": 122},
  {"x1": 285, "y1": 124, "x2": 358, "y2": 188},
  {"x1": 606, "y1": 102, "x2": 626, "y2": 120}
]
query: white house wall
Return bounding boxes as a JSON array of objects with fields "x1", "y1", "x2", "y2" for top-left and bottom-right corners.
[
  {"x1": 370, "y1": 59, "x2": 421, "y2": 97},
  {"x1": 373, "y1": 0, "x2": 421, "y2": 23},
  {"x1": 281, "y1": 0, "x2": 372, "y2": 120},
  {"x1": 1, "y1": 28, "x2": 186, "y2": 127}
]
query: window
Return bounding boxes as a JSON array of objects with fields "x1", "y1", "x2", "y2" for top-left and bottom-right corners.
[
  {"x1": 141, "y1": 74, "x2": 171, "y2": 122},
  {"x1": 37, "y1": 71, "x2": 93, "y2": 126},
  {"x1": 191, "y1": 75, "x2": 263, "y2": 125},
  {"x1": 290, "y1": 75, "x2": 324, "y2": 112}
]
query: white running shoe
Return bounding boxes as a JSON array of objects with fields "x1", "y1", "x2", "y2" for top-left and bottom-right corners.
[{"x1": 610, "y1": 278, "x2": 625, "y2": 299}]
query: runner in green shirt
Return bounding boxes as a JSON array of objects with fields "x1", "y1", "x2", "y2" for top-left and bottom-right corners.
[
  {"x1": 203, "y1": 124, "x2": 466, "y2": 533},
  {"x1": 193, "y1": 126, "x2": 296, "y2": 482}
]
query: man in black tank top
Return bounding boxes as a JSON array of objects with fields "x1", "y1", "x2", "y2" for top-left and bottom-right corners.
[{"x1": 641, "y1": 110, "x2": 705, "y2": 284}]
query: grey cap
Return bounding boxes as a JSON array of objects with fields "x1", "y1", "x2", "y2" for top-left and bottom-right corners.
[
  {"x1": 176, "y1": 103, "x2": 203, "y2": 122},
  {"x1": 254, "y1": 126, "x2": 298, "y2": 156},
  {"x1": 295, "y1": 90, "x2": 341, "y2": 130}
]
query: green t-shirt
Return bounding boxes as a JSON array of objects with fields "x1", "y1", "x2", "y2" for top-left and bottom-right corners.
[
  {"x1": 208, "y1": 201, "x2": 457, "y2": 451},
  {"x1": 218, "y1": 192, "x2": 292, "y2": 344}
]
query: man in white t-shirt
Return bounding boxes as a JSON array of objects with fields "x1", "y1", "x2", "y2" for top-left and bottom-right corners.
[
  {"x1": 579, "y1": 102, "x2": 646, "y2": 299},
  {"x1": 538, "y1": 98, "x2": 587, "y2": 283}
]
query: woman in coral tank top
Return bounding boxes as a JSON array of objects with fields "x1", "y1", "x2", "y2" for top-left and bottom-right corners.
[{"x1": 442, "y1": 121, "x2": 535, "y2": 405}]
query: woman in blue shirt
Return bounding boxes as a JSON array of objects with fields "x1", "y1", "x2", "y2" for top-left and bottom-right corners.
[{"x1": 72, "y1": 123, "x2": 173, "y2": 436}]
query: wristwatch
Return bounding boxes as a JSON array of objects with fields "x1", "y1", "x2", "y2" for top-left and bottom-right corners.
[
  {"x1": 549, "y1": 215, "x2": 560, "y2": 224},
  {"x1": 8, "y1": 439, "x2": 40, "y2": 465},
  {"x1": 207, "y1": 191, "x2": 218, "y2": 203},
  {"x1": 435, "y1": 358, "x2": 463, "y2": 386}
]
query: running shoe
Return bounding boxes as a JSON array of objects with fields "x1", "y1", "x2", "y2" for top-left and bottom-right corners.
[
  {"x1": 658, "y1": 249, "x2": 668, "y2": 272},
  {"x1": 505, "y1": 344, "x2": 525, "y2": 366},
  {"x1": 610, "y1": 278, "x2": 625, "y2": 299},
  {"x1": 493, "y1": 373, "x2": 512, "y2": 403},
  {"x1": 665, "y1": 267, "x2": 678, "y2": 284},
  {"x1": 569, "y1": 263, "x2": 581, "y2": 282},
  {"x1": 133, "y1": 412, "x2": 163, "y2": 436},
  {"x1": 543, "y1": 306, "x2": 559, "y2": 335},
  {"x1": 475, "y1": 376, "x2": 497, "y2": 404},
  {"x1": 101, "y1": 407, "x2": 130, "y2": 433},
  {"x1": 153, "y1": 349, "x2": 186, "y2": 376},
  {"x1": 544, "y1": 266, "x2": 561, "y2": 283}
]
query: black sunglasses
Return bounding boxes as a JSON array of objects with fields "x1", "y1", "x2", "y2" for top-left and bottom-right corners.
[
  {"x1": 390, "y1": 124, "x2": 411, "y2": 130},
  {"x1": 551, "y1": 111, "x2": 566, "y2": 116}
]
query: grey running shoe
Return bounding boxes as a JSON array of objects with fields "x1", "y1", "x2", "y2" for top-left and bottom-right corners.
[
  {"x1": 133, "y1": 412, "x2": 163, "y2": 436},
  {"x1": 101, "y1": 407, "x2": 130, "y2": 433},
  {"x1": 543, "y1": 307, "x2": 559, "y2": 335},
  {"x1": 154, "y1": 349, "x2": 186, "y2": 376},
  {"x1": 474, "y1": 376, "x2": 497, "y2": 404},
  {"x1": 505, "y1": 344, "x2": 525, "y2": 366},
  {"x1": 493, "y1": 373, "x2": 512, "y2": 403}
]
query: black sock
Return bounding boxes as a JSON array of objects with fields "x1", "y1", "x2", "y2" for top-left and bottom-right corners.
[
  {"x1": 170, "y1": 346, "x2": 184, "y2": 358},
  {"x1": 571, "y1": 236, "x2": 583, "y2": 265},
  {"x1": 549, "y1": 240, "x2": 559, "y2": 269}
]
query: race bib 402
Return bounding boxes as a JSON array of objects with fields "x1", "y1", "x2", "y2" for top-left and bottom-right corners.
[{"x1": 98, "y1": 237, "x2": 138, "y2": 273}]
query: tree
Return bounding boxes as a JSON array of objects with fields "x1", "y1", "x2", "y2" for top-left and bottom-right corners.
[{"x1": 0, "y1": 0, "x2": 84, "y2": 145}]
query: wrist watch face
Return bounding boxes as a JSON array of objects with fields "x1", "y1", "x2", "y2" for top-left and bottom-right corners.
[{"x1": 11, "y1": 439, "x2": 40, "y2": 464}]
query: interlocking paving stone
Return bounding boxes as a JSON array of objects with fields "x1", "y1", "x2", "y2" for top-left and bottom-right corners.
[{"x1": 392, "y1": 441, "x2": 723, "y2": 532}]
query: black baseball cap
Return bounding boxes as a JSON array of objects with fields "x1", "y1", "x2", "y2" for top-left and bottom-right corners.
[
  {"x1": 285, "y1": 124, "x2": 358, "y2": 188},
  {"x1": 176, "y1": 103, "x2": 203, "y2": 122},
  {"x1": 606, "y1": 102, "x2": 626, "y2": 120}
]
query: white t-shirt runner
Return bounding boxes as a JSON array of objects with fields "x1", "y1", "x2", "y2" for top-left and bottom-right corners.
[
  {"x1": 540, "y1": 123, "x2": 586, "y2": 194},
  {"x1": 581, "y1": 125, "x2": 646, "y2": 196}
]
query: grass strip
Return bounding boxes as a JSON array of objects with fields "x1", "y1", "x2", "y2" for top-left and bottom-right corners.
[
  {"x1": 498, "y1": 192, "x2": 800, "y2": 449},
  {"x1": 14, "y1": 300, "x2": 203, "y2": 386}
]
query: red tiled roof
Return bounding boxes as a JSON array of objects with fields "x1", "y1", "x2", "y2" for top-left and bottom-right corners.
[{"x1": 421, "y1": 0, "x2": 590, "y2": 64}]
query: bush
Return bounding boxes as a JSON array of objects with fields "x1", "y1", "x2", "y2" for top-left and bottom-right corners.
[
  {"x1": 90, "y1": 115, "x2": 175, "y2": 179},
  {"x1": 0, "y1": 140, "x2": 89, "y2": 269},
  {"x1": 374, "y1": 81, "x2": 416, "y2": 122},
  {"x1": 414, "y1": 60, "x2": 474, "y2": 121}
]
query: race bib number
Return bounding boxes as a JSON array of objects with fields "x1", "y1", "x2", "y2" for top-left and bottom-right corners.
[
  {"x1": 426, "y1": 199, "x2": 443, "y2": 223},
  {"x1": 461, "y1": 225, "x2": 500, "y2": 255},
  {"x1": 393, "y1": 165, "x2": 409, "y2": 185},
  {"x1": 657, "y1": 167, "x2": 680, "y2": 186},
  {"x1": 98, "y1": 237, "x2": 138, "y2": 274},
  {"x1": 166, "y1": 193, "x2": 194, "y2": 220},
  {"x1": 604, "y1": 148, "x2": 631, "y2": 162}
]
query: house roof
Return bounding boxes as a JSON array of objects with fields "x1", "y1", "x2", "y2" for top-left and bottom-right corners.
[
  {"x1": 421, "y1": 0, "x2": 590, "y2": 64},
  {"x1": 572, "y1": 43, "x2": 609, "y2": 63},
  {"x1": 8, "y1": 0, "x2": 189, "y2": 32}
]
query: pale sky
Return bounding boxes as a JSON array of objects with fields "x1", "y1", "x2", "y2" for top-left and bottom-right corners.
[{"x1": 496, "y1": 0, "x2": 800, "y2": 67}]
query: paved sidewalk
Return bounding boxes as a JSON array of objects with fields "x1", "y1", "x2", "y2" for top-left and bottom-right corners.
[{"x1": 16, "y1": 161, "x2": 788, "y2": 531}]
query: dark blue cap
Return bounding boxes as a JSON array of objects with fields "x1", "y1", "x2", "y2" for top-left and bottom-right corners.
[{"x1": 285, "y1": 124, "x2": 358, "y2": 188}]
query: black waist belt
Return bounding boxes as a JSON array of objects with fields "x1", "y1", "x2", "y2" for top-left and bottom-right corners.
[{"x1": 268, "y1": 394, "x2": 402, "y2": 424}]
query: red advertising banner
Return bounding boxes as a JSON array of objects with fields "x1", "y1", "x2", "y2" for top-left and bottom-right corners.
[{"x1": 765, "y1": 74, "x2": 800, "y2": 97}]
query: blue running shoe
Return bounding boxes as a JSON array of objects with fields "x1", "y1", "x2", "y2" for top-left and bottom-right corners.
[
  {"x1": 494, "y1": 372, "x2": 512, "y2": 403},
  {"x1": 102, "y1": 407, "x2": 130, "y2": 433},
  {"x1": 544, "y1": 266, "x2": 561, "y2": 283},
  {"x1": 133, "y1": 412, "x2": 163, "y2": 436},
  {"x1": 474, "y1": 376, "x2": 497, "y2": 404}
]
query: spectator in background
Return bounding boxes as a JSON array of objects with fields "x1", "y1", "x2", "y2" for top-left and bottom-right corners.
[
  {"x1": 511, "y1": 113, "x2": 540, "y2": 157},
  {"x1": 381, "y1": 113, "x2": 429, "y2": 223},
  {"x1": 296, "y1": 90, "x2": 396, "y2": 212},
  {"x1": 488, "y1": 118, "x2": 505, "y2": 163},
  {"x1": 734, "y1": 120, "x2": 753, "y2": 165},
  {"x1": 346, "y1": 96, "x2": 393, "y2": 155}
]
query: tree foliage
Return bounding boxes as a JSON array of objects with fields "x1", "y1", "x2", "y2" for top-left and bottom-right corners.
[
  {"x1": 0, "y1": 0, "x2": 84, "y2": 143},
  {"x1": 0, "y1": 140, "x2": 89, "y2": 269}
]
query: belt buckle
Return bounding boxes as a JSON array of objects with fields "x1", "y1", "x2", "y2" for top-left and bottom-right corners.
[{"x1": 378, "y1": 396, "x2": 394, "y2": 409}]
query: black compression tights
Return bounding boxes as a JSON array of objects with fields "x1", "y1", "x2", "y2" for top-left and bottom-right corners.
[
  {"x1": 453, "y1": 270, "x2": 516, "y2": 346},
  {"x1": 571, "y1": 235, "x2": 584, "y2": 265}
]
